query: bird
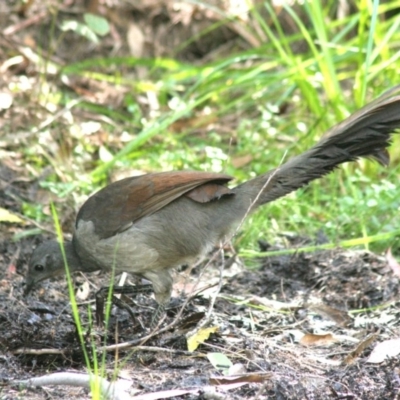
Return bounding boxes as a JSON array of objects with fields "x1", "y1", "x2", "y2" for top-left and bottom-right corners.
[{"x1": 25, "y1": 85, "x2": 400, "y2": 327}]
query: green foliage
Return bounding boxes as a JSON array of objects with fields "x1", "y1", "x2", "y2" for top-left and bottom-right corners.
[
  {"x1": 27, "y1": 0, "x2": 400, "y2": 256},
  {"x1": 60, "y1": 13, "x2": 110, "y2": 44}
]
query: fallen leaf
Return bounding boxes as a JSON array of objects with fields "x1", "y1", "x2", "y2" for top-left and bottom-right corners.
[
  {"x1": 0, "y1": 208, "x2": 24, "y2": 224},
  {"x1": 310, "y1": 304, "x2": 351, "y2": 326},
  {"x1": 343, "y1": 333, "x2": 378, "y2": 365},
  {"x1": 210, "y1": 372, "x2": 269, "y2": 385},
  {"x1": 300, "y1": 333, "x2": 336, "y2": 346},
  {"x1": 367, "y1": 338, "x2": 400, "y2": 363},
  {"x1": 187, "y1": 326, "x2": 219, "y2": 352},
  {"x1": 206, "y1": 352, "x2": 232, "y2": 375},
  {"x1": 228, "y1": 363, "x2": 246, "y2": 376}
]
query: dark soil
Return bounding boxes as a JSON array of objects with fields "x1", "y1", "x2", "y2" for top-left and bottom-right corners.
[{"x1": 2, "y1": 207, "x2": 400, "y2": 399}]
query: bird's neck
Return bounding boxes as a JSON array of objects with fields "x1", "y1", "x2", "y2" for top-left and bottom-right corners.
[
  {"x1": 64, "y1": 240, "x2": 84, "y2": 272},
  {"x1": 71, "y1": 234, "x2": 103, "y2": 272}
]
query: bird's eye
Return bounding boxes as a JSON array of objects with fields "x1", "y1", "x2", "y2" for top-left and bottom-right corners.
[{"x1": 34, "y1": 264, "x2": 44, "y2": 272}]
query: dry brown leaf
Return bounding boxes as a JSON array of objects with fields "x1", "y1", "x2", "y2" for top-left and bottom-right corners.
[
  {"x1": 300, "y1": 333, "x2": 336, "y2": 346},
  {"x1": 343, "y1": 333, "x2": 378, "y2": 365},
  {"x1": 310, "y1": 304, "x2": 351, "y2": 326},
  {"x1": 209, "y1": 372, "x2": 270, "y2": 385}
]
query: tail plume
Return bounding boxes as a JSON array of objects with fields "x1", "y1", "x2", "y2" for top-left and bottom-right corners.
[{"x1": 234, "y1": 85, "x2": 400, "y2": 207}]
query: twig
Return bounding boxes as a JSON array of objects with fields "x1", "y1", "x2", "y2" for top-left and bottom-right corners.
[{"x1": 13, "y1": 372, "x2": 131, "y2": 400}]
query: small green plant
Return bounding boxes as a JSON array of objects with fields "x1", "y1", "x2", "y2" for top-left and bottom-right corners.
[{"x1": 51, "y1": 203, "x2": 117, "y2": 398}]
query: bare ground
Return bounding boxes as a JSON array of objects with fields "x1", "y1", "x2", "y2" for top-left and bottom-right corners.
[{"x1": 2, "y1": 189, "x2": 400, "y2": 399}]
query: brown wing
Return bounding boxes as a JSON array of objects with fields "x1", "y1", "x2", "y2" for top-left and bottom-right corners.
[{"x1": 76, "y1": 171, "x2": 234, "y2": 239}]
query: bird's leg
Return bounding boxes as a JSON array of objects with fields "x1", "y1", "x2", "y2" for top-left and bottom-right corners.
[
  {"x1": 95, "y1": 284, "x2": 154, "y2": 326},
  {"x1": 150, "y1": 303, "x2": 165, "y2": 330},
  {"x1": 141, "y1": 269, "x2": 172, "y2": 330}
]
